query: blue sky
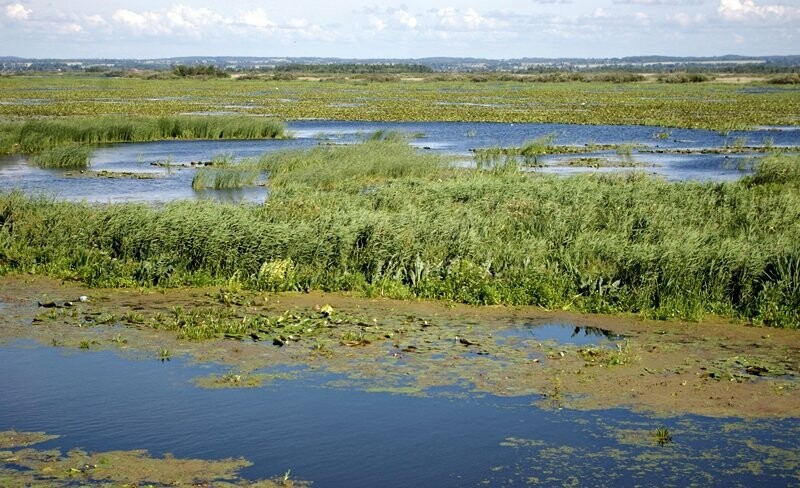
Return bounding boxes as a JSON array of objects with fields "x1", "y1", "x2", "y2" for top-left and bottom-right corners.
[{"x1": 2, "y1": 0, "x2": 799, "y2": 59}]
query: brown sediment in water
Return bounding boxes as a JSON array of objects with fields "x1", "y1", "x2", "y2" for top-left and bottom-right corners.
[{"x1": 0, "y1": 275, "x2": 797, "y2": 418}]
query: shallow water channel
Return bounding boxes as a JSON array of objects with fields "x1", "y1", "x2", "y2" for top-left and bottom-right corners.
[
  {"x1": 2, "y1": 334, "x2": 799, "y2": 487},
  {"x1": 1, "y1": 121, "x2": 798, "y2": 203}
]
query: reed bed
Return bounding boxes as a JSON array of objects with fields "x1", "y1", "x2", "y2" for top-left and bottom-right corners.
[
  {"x1": 0, "y1": 115, "x2": 285, "y2": 154},
  {"x1": 1, "y1": 145, "x2": 798, "y2": 328},
  {"x1": 192, "y1": 155, "x2": 264, "y2": 190},
  {"x1": 33, "y1": 143, "x2": 92, "y2": 169}
]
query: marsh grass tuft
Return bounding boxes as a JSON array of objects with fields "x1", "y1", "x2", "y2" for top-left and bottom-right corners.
[
  {"x1": 652, "y1": 427, "x2": 673, "y2": 446},
  {"x1": 192, "y1": 154, "x2": 264, "y2": 190},
  {"x1": 34, "y1": 143, "x2": 92, "y2": 169}
]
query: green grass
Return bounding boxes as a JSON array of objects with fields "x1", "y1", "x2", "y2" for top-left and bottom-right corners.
[
  {"x1": 192, "y1": 154, "x2": 264, "y2": 190},
  {"x1": 34, "y1": 143, "x2": 92, "y2": 169},
  {"x1": 1, "y1": 144, "x2": 798, "y2": 328},
  {"x1": 1, "y1": 75, "x2": 798, "y2": 131},
  {"x1": 0, "y1": 115, "x2": 285, "y2": 154},
  {"x1": 258, "y1": 140, "x2": 444, "y2": 191}
]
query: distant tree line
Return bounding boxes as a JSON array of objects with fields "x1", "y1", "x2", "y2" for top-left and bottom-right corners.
[{"x1": 271, "y1": 63, "x2": 434, "y2": 74}]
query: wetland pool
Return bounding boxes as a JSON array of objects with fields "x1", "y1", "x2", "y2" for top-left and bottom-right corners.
[
  {"x1": 1, "y1": 342, "x2": 799, "y2": 487},
  {"x1": 1, "y1": 120, "x2": 797, "y2": 204}
]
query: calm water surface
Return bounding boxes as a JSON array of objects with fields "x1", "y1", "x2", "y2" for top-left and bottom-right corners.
[{"x1": 1, "y1": 343, "x2": 798, "y2": 486}]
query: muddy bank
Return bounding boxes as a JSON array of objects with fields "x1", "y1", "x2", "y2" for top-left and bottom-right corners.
[{"x1": 1, "y1": 275, "x2": 797, "y2": 418}]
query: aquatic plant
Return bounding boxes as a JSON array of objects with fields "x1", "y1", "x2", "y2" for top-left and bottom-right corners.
[
  {"x1": 652, "y1": 427, "x2": 673, "y2": 446},
  {"x1": 2, "y1": 114, "x2": 285, "y2": 155},
  {"x1": 192, "y1": 154, "x2": 263, "y2": 190},
  {"x1": 34, "y1": 143, "x2": 92, "y2": 169},
  {"x1": 1, "y1": 75, "x2": 798, "y2": 133}
]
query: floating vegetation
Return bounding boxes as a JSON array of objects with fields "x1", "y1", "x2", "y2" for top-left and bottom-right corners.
[
  {"x1": 0, "y1": 430, "x2": 59, "y2": 449},
  {"x1": 0, "y1": 430, "x2": 310, "y2": 487},
  {"x1": 493, "y1": 417, "x2": 800, "y2": 486},
  {"x1": 1, "y1": 75, "x2": 798, "y2": 133},
  {"x1": 193, "y1": 370, "x2": 298, "y2": 389},
  {"x1": 578, "y1": 340, "x2": 640, "y2": 367}
]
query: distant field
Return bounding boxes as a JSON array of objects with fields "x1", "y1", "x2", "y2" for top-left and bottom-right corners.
[{"x1": 1, "y1": 74, "x2": 798, "y2": 130}]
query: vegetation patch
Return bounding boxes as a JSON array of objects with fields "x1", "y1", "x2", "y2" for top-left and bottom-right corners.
[
  {"x1": 1, "y1": 75, "x2": 798, "y2": 130},
  {"x1": 0, "y1": 431, "x2": 308, "y2": 487},
  {"x1": 2, "y1": 144, "x2": 798, "y2": 327},
  {"x1": 33, "y1": 143, "x2": 92, "y2": 170},
  {"x1": 0, "y1": 115, "x2": 285, "y2": 155},
  {"x1": 0, "y1": 430, "x2": 59, "y2": 449}
]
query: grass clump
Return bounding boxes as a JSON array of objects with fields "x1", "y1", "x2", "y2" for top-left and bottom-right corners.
[
  {"x1": 4, "y1": 115, "x2": 285, "y2": 154},
  {"x1": 192, "y1": 154, "x2": 264, "y2": 190},
  {"x1": 766, "y1": 73, "x2": 800, "y2": 85},
  {"x1": 746, "y1": 152, "x2": 800, "y2": 186},
  {"x1": 657, "y1": 72, "x2": 714, "y2": 83},
  {"x1": 34, "y1": 143, "x2": 92, "y2": 169},
  {"x1": 259, "y1": 138, "x2": 444, "y2": 191}
]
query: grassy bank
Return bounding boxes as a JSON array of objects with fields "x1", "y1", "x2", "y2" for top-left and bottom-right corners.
[
  {"x1": 0, "y1": 115, "x2": 285, "y2": 154},
  {"x1": 1, "y1": 143, "x2": 798, "y2": 327}
]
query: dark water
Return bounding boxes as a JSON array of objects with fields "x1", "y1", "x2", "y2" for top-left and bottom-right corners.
[
  {"x1": 1, "y1": 121, "x2": 798, "y2": 204},
  {"x1": 1, "y1": 343, "x2": 798, "y2": 486},
  {"x1": 499, "y1": 323, "x2": 626, "y2": 346}
]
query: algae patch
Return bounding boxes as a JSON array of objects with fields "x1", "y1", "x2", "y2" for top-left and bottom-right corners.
[
  {"x1": 0, "y1": 430, "x2": 308, "y2": 487},
  {"x1": 0, "y1": 430, "x2": 58, "y2": 449}
]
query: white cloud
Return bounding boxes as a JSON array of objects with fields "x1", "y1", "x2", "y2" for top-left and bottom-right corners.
[
  {"x1": 6, "y1": 2, "x2": 32, "y2": 20},
  {"x1": 432, "y1": 7, "x2": 499, "y2": 30},
  {"x1": 112, "y1": 9, "x2": 151, "y2": 31},
  {"x1": 368, "y1": 15, "x2": 387, "y2": 31},
  {"x1": 112, "y1": 4, "x2": 228, "y2": 36},
  {"x1": 718, "y1": 0, "x2": 800, "y2": 21},
  {"x1": 84, "y1": 14, "x2": 106, "y2": 27},
  {"x1": 240, "y1": 8, "x2": 275, "y2": 30},
  {"x1": 393, "y1": 9, "x2": 418, "y2": 29},
  {"x1": 668, "y1": 11, "x2": 706, "y2": 25}
]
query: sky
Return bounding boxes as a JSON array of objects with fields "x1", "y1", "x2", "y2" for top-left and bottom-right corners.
[{"x1": 2, "y1": 0, "x2": 799, "y2": 59}]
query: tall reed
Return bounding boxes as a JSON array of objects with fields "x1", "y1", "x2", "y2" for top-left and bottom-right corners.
[
  {"x1": 34, "y1": 143, "x2": 92, "y2": 169},
  {"x1": 3, "y1": 115, "x2": 285, "y2": 154},
  {"x1": 1, "y1": 146, "x2": 798, "y2": 328}
]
